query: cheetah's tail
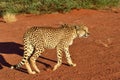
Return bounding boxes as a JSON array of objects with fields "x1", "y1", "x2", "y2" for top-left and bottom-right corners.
[
  {"x1": 10, "y1": 60, "x2": 25, "y2": 69},
  {"x1": 10, "y1": 49, "x2": 33, "y2": 69},
  {"x1": 11, "y1": 39, "x2": 34, "y2": 69},
  {"x1": 10, "y1": 56, "x2": 29, "y2": 69},
  {"x1": 11, "y1": 31, "x2": 35, "y2": 70}
]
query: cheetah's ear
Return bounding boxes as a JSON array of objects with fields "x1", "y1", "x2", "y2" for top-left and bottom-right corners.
[
  {"x1": 74, "y1": 25, "x2": 80, "y2": 30},
  {"x1": 61, "y1": 24, "x2": 68, "y2": 28}
]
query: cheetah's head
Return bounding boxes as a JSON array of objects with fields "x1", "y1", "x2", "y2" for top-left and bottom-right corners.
[{"x1": 74, "y1": 25, "x2": 90, "y2": 38}]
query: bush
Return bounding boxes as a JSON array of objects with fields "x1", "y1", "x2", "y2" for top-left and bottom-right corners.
[
  {"x1": 0, "y1": 0, "x2": 120, "y2": 15},
  {"x1": 91, "y1": 0, "x2": 120, "y2": 9}
]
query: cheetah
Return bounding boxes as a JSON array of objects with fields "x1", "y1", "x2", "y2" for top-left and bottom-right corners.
[{"x1": 11, "y1": 24, "x2": 89, "y2": 74}]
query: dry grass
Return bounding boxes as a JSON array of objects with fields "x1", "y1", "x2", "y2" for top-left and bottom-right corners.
[{"x1": 3, "y1": 13, "x2": 17, "y2": 23}]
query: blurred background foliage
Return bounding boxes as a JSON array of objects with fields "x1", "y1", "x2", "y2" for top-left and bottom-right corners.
[{"x1": 0, "y1": 0, "x2": 120, "y2": 15}]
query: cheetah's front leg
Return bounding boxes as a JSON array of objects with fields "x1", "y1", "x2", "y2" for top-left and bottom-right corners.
[
  {"x1": 64, "y1": 48, "x2": 76, "y2": 67},
  {"x1": 53, "y1": 48, "x2": 63, "y2": 71}
]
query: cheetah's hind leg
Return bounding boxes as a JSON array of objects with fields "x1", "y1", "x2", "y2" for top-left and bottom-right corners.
[
  {"x1": 25, "y1": 61, "x2": 36, "y2": 74},
  {"x1": 30, "y1": 47, "x2": 44, "y2": 73}
]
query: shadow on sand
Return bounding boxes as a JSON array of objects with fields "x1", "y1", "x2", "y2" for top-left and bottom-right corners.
[
  {"x1": 0, "y1": 42, "x2": 23, "y2": 70},
  {"x1": 0, "y1": 42, "x2": 24, "y2": 56},
  {"x1": 0, "y1": 42, "x2": 67, "y2": 73}
]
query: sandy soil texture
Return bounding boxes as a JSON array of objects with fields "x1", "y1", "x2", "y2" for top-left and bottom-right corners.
[{"x1": 0, "y1": 9, "x2": 120, "y2": 80}]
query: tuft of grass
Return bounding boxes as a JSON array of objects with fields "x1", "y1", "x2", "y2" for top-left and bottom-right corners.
[
  {"x1": 0, "y1": 0, "x2": 120, "y2": 15},
  {"x1": 3, "y1": 12, "x2": 17, "y2": 23}
]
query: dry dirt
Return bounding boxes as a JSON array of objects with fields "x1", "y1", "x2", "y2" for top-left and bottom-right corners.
[{"x1": 0, "y1": 9, "x2": 120, "y2": 80}]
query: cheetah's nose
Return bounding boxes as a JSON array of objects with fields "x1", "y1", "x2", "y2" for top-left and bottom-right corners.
[
  {"x1": 84, "y1": 32, "x2": 90, "y2": 38},
  {"x1": 87, "y1": 33, "x2": 90, "y2": 36}
]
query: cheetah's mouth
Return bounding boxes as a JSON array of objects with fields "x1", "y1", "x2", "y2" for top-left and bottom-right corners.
[{"x1": 82, "y1": 32, "x2": 90, "y2": 38}]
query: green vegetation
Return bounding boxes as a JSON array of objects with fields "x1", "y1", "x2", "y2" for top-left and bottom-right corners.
[{"x1": 0, "y1": 0, "x2": 120, "y2": 15}]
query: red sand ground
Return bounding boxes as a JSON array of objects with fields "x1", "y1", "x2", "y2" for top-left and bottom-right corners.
[{"x1": 0, "y1": 9, "x2": 120, "y2": 80}]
